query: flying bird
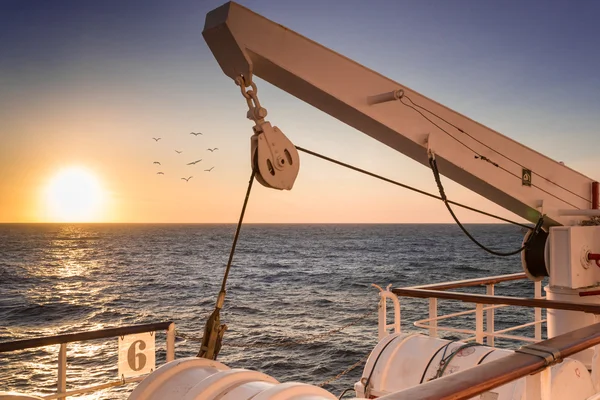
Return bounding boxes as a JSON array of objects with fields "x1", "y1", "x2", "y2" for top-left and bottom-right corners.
[
  {"x1": 187, "y1": 159, "x2": 202, "y2": 165},
  {"x1": 157, "y1": 172, "x2": 164, "y2": 175},
  {"x1": 190, "y1": 132, "x2": 202, "y2": 136},
  {"x1": 153, "y1": 161, "x2": 161, "y2": 165},
  {"x1": 175, "y1": 150, "x2": 182, "y2": 154},
  {"x1": 207, "y1": 148, "x2": 218, "y2": 152},
  {"x1": 181, "y1": 176, "x2": 193, "y2": 182},
  {"x1": 204, "y1": 167, "x2": 214, "y2": 172},
  {"x1": 153, "y1": 137, "x2": 161, "y2": 142}
]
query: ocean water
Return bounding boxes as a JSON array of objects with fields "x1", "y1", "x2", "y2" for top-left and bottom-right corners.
[{"x1": 0, "y1": 223, "x2": 543, "y2": 399}]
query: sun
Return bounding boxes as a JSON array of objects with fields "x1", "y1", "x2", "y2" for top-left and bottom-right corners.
[{"x1": 45, "y1": 166, "x2": 105, "y2": 222}]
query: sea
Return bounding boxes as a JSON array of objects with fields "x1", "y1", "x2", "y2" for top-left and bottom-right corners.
[{"x1": 0, "y1": 223, "x2": 543, "y2": 399}]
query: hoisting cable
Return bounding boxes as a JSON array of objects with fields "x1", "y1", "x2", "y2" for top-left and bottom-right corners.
[
  {"x1": 429, "y1": 153, "x2": 544, "y2": 257},
  {"x1": 295, "y1": 146, "x2": 534, "y2": 230},
  {"x1": 196, "y1": 168, "x2": 256, "y2": 360},
  {"x1": 402, "y1": 95, "x2": 589, "y2": 204},
  {"x1": 399, "y1": 95, "x2": 583, "y2": 209}
]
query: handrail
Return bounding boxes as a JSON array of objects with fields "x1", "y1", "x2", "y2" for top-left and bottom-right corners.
[
  {"x1": 392, "y1": 288, "x2": 600, "y2": 313},
  {"x1": 413, "y1": 303, "x2": 547, "y2": 341},
  {"x1": 1, "y1": 321, "x2": 175, "y2": 400},
  {"x1": 387, "y1": 273, "x2": 545, "y2": 346},
  {"x1": 0, "y1": 321, "x2": 173, "y2": 353},
  {"x1": 378, "y1": 320, "x2": 600, "y2": 400},
  {"x1": 43, "y1": 376, "x2": 145, "y2": 400},
  {"x1": 405, "y1": 272, "x2": 527, "y2": 290}
]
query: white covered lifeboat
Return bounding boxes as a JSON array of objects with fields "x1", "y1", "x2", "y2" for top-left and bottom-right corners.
[
  {"x1": 354, "y1": 332, "x2": 596, "y2": 400},
  {"x1": 127, "y1": 357, "x2": 338, "y2": 400}
]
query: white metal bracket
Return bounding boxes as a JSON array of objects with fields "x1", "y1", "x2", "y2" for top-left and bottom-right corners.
[
  {"x1": 536, "y1": 200, "x2": 544, "y2": 217},
  {"x1": 425, "y1": 133, "x2": 435, "y2": 160},
  {"x1": 366, "y1": 88, "x2": 405, "y2": 105},
  {"x1": 372, "y1": 283, "x2": 401, "y2": 340},
  {"x1": 515, "y1": 344, "x2": 562, "y2": 367}
]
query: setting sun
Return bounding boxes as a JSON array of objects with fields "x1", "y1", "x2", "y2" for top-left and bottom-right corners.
[{"x1": 44, "y1": 167, "x2": 105, "y2": 222}]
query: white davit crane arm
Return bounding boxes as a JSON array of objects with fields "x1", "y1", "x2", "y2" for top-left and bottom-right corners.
[{"x1": 202, "y1": 1, "x2": 598, "y2": 228}]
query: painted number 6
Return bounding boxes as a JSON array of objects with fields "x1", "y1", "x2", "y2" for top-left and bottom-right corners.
[{"x1": 127, "y1": 339, "x2": 147, "y2": 371}]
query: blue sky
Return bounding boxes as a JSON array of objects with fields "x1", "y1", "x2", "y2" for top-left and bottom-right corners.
[{"x1": 0, "y1": 0, "x2": 598, "y2": 222}]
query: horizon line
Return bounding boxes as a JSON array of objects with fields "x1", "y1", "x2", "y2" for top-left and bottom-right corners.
[{"x1": 0, "y1": 221, "x2": 525, "y2": 225}]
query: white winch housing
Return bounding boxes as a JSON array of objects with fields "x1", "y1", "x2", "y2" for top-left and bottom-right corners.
[
  {"x1": 127, "y1": 357, "x2": 337, "y2": 400},
  {"x1": 545, "y1": 284, "x2": 600, "y2": 369},
  {"x1": 354, "y1": 333, "x2": 596, "y2": 399},
  {"x1": 544, "y1": 226, "x2": 600, "y2": 369}
]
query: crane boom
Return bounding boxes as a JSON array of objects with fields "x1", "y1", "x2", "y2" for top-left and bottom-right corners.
[{"x1": 202, "y1": 1, "x2": 597, "y2": 227}]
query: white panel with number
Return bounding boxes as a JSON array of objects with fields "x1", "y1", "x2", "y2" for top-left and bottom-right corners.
[{"x1": 118, "y1": 332, "x2": 156, "y2": 379}]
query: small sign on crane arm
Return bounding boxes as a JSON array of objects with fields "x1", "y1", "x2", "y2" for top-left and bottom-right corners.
[{"x1": 522, "y1": 168, "x2": 532, "y2": 187}]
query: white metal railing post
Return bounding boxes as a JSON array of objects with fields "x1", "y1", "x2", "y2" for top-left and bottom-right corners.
[
  {"x1": 166, "y1": 323, "x2": 175, "y2": 362},
  {"x1": 57, "y1": 343, "x2": 67, "y2": 400},
  {"x1": 429, "y1": 298, "x2": 438, "y2": 338},
  {"x1": 378, "y1": 294, "x2": 387, "y2": 340},
  {"x1": 392, "y1": 294, "x2": 401, "y2": 335},
  {"x1": 475, "y1": 303, "x2": 484, "y2": 344},
  {"x1": 429, "y1": 297, "x2": 438, "y2": 337},
  {"x1": 486, "y1": 284, "x2": 495, "y2": 347},
  {"x1": 534, "y1": 280, "x2": 542, "y2": 340}
]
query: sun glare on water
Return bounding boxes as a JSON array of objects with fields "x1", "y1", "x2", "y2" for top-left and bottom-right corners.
[{"x1": 45, "y1": 167, "x2": 105, "y2": 222}]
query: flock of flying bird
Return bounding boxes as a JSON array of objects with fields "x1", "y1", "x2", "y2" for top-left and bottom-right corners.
[{"x1": 152, "y1": 131, "x2": 218, "y2": 182}]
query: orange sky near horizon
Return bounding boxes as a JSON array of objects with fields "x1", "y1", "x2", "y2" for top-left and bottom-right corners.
[
  {"x1": 1, "y1": 1, "x2": 599, "y2": 224},
  {"x1": 2, "y1": 81, "x2": 597, "y2": 225}
]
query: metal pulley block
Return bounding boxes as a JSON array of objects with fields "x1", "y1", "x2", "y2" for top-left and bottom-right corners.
[
  {"x1": 234, "y1": 75, "x2": 300, "y2": 190},
  {"x1": 251, "y1": 121, "x2": 300, "y2": 190}
]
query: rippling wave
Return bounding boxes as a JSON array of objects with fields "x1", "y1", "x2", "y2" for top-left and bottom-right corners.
[{"x1": 0, "y1": 223, "x2": 540, "y2": 398}]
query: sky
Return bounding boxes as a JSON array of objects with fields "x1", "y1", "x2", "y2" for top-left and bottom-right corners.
[{"x1": 0, "y1": 0, "x2": 599, "y2": 223}]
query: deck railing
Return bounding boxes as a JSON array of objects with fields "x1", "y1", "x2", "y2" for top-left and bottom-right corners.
[
  {"x1": 377, "y1": 273, "x2": 554, "y2": 345},
  {"x1": 411, "y1": 273, "x2": 542, "y2": 345},
  {"x1": 374, "y1": 273, "x2": 600, "y2": 399},
  {"x1": 0, "y1": 321, "x2": 175, "y2": 400}
]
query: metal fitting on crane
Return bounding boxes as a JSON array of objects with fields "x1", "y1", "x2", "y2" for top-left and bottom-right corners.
[
  {"x1": 367, "y1": 89, "x2": 405, "y2": 105},
  {"x1": 234, "y1": 75, "x2": 300, "y2": 191},
  {"x1": 588, "y1": 252, "x2": 600, "y2": 268},
  {"x1": 235, "y1": 76, "x2": 268, "y2": 125}
]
